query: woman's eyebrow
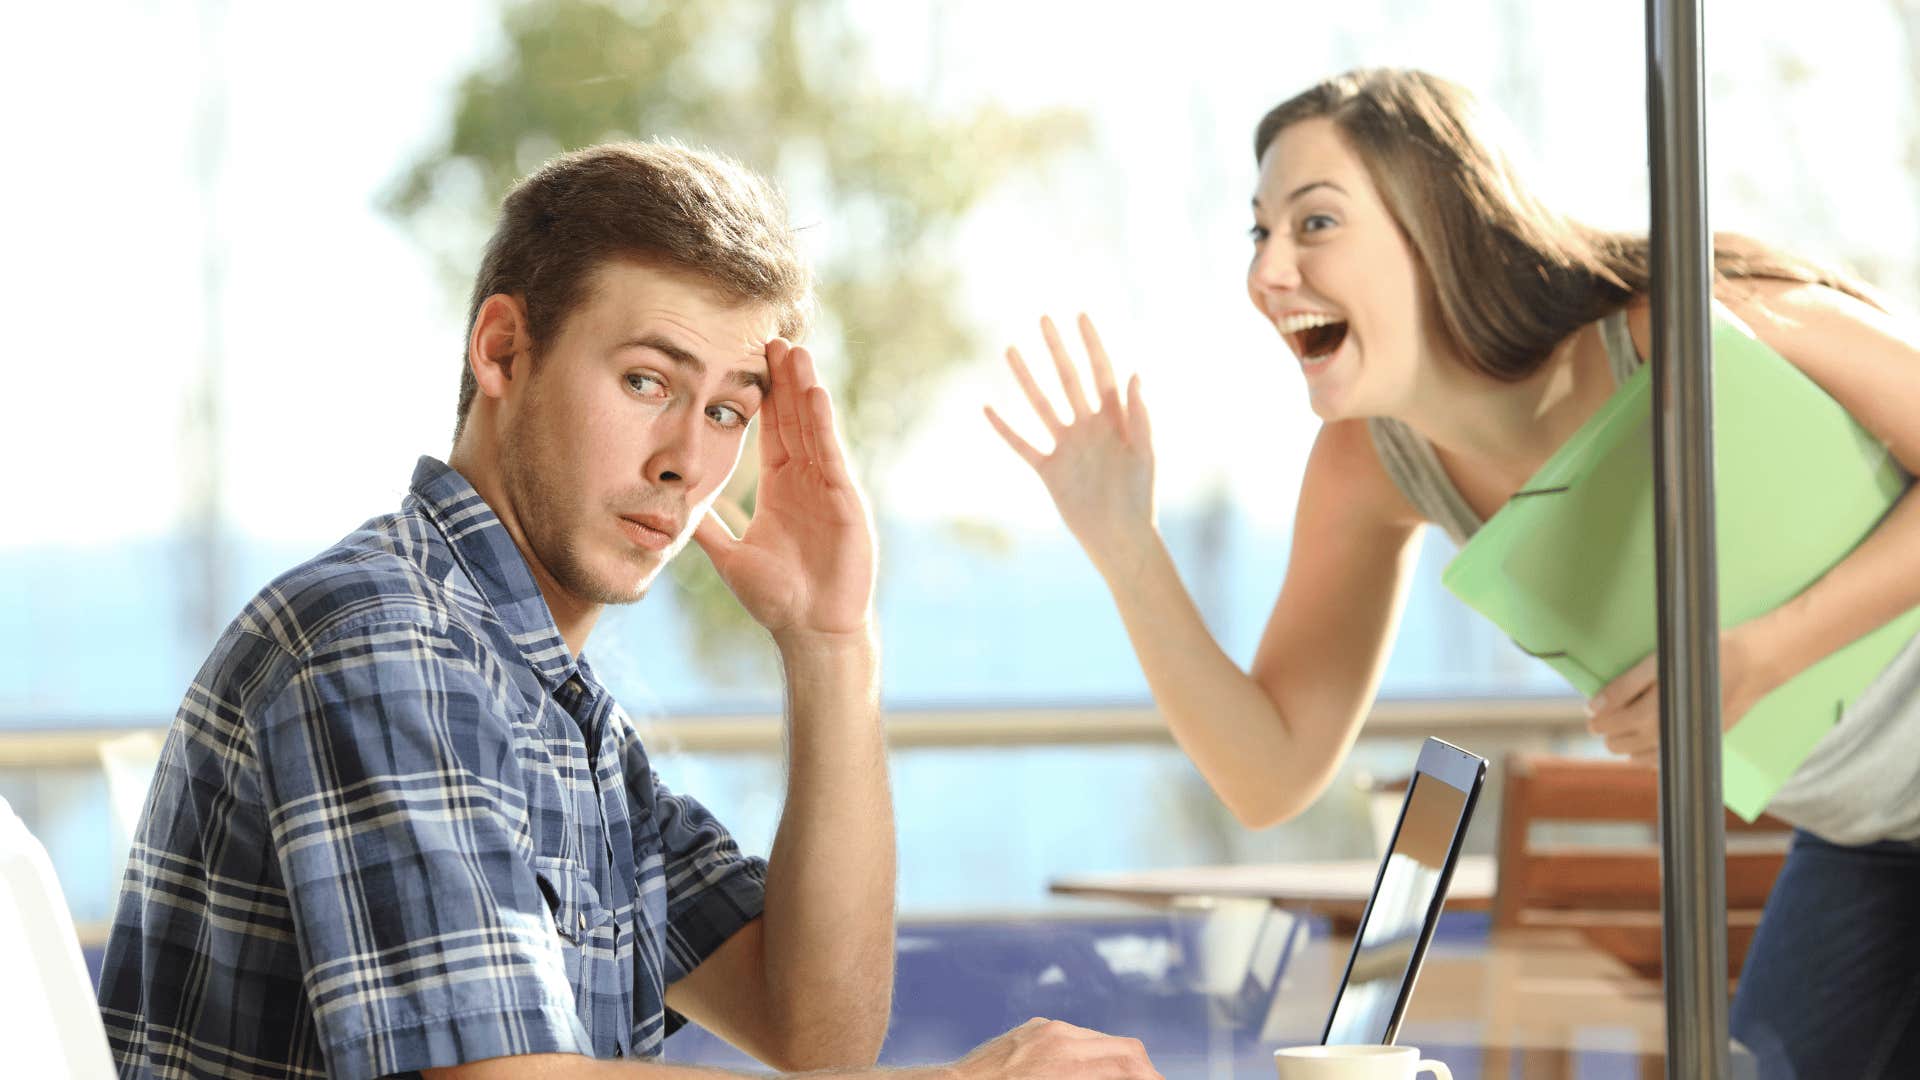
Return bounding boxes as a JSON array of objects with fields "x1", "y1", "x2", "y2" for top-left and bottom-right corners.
[
  {"x1": 1286, "y1": 179, "x2": 1346, "y2": 203},
  {"x1": 1252, "y1": 180, "x2": 1347, "y2": 211}
]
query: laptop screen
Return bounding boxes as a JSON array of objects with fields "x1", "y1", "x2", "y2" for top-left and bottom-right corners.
[{"x1": 1322, "y1": 772, "x2": 1470, "y2": 1045}]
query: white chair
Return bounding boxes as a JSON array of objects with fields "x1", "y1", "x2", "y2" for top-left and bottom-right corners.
[{"x1": 0, "y1": 795, "x2": 116, "y2": 1078}]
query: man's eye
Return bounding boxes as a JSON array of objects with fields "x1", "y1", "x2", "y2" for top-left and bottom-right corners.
[
  {"x1": 708, "y1": 404, "x2": 748, "y2": 429},
  {"x1": 626, "y1": 372, "x2": 667, "y2": 396}
]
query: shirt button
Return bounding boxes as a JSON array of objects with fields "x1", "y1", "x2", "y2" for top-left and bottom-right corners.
[{"x1": 577, "y1": 912, "x2": 588, "y2": 932}]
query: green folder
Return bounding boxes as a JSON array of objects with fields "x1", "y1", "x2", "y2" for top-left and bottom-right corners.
[{"x1": 1441, "y1": 307, "x2": 1919, "y2": 820}]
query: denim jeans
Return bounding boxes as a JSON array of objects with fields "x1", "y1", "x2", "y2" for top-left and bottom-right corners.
[{"x1": 1730, "y1": 829, "x2": 1920, "y2": 1079}]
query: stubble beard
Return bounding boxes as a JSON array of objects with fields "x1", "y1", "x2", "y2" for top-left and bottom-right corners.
[{"x1": 500, "y1": 396, "x2": 654, "y2": 609}]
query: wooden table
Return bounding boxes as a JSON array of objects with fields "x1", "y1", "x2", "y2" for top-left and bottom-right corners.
[{"x1": 1048, "y1": 854, "x2": 1497, "y2": 925}]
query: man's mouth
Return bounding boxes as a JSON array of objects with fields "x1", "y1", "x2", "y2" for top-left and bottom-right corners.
[
  {"x1": 1277, "y1": 311, "x2": 1349, "y2": 363},
  {"x1": 617, "y1": 513, "x2": 679, "y2": 552}
]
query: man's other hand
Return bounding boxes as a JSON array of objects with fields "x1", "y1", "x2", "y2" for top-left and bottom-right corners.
[{"x1": 942, "y1": 1018, "x2": 1164, "y2": 1080}]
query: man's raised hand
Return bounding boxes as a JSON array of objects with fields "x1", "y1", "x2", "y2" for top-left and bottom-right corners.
[{"x1": 693, "y1": 339, "x2": 876, "y2": 646}]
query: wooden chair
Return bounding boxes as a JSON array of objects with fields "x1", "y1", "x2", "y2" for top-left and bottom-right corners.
[{"x1": 1493, "y1": 752, "x2": 1792, "y2": 980}]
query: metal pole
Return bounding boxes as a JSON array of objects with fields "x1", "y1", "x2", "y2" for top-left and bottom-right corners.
[{"x1": 1644, "y1": 1, "x2": 1730, "y2": 1077}]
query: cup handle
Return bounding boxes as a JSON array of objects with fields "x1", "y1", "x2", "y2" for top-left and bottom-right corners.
[{"x1": 1416, "y1": 1062, "x2": 1453, "y2": 1080}]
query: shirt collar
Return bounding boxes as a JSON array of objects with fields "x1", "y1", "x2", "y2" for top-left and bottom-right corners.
[{"x1": 406, "y1": 455, "x2": 579, "y2": 687}]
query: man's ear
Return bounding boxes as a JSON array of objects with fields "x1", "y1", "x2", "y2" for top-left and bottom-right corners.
[{"x1": 468, "y1": 293, "x2": 532, "y2": 402}]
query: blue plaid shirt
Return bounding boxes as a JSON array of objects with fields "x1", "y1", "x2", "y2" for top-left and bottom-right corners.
[{"x1": 99, "y1": 457, "x2": 767, "y2": 1079}]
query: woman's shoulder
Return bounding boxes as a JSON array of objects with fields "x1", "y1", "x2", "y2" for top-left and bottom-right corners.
[
  {"x1": 1614, "y1": 278, "x2": 1878, "y2": 366},
  {"x1": 1304, "y1": 418, "x2": 1428, "y2": 530}
]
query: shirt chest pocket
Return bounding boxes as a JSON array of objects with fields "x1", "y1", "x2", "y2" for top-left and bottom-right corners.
[{"x1": 531, "y1": 855, "x2": 613, "y2": 997}]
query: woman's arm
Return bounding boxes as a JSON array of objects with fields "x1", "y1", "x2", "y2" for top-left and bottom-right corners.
[
  {"x1": 1142, "y1": 420, "x2": 1425, "y2": 827},
  {"x1": 987, "y1": 316, "x2": 1424, "y2": 827},
  {"x1": 1589, "y1": 283, "x2": 1920, "y2": 758}
]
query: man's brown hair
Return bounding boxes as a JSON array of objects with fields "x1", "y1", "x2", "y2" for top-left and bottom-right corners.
[
  {"x1": 454, "y1": 141, "x2": 814, "y2": 437},
  {"x1": 1253, "y1": 68, "x2": 1879, "y2": 382}
]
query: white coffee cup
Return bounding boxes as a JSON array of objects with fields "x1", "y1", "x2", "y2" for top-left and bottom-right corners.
[{"x1": 1274, "y1": 1044, "x2": 1452, "y2": 1079}]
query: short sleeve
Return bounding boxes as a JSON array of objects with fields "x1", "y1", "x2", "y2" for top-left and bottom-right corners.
[
  {"x1": 251, "y1": 618, "x2": 590, "y2": 1080},
  {"x1": 648, "y1": 773, "x2": 768, "y2": 987}
]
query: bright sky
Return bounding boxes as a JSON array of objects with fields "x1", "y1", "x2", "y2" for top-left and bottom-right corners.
[{"x1": 4, "y1": 0, "x2": 1914, "y2": 548}]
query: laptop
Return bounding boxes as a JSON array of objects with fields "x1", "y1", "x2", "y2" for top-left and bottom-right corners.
[{"x1": 1321, "y1": 737, "x2": 1488, "y2": 1045}]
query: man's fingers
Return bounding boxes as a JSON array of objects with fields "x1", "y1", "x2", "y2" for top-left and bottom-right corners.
[
  {"x1": 712, "y1": 496, "x2": 751, "y2": 537},
  {"x1": 985, "y1": 406, "x2": 1046, "y2": 468},
  {"x1": 769, "y1": 337, "x2": 806, "y2": 467},
  {"x1": 757, "y1": 362, "x2": 790, "y2": 469},
  {"x1": 790, "y1": 346, "x2": 825, "y2": 463},
  {"x1": 1006, "y1": 346, "x2": 1066, "y2": 432},
  {"x1": 1040, "y1": 314, "x2": 1093, "y2": 418},
  {"x1": 691, "y1": 509, "x2": 738, "y2": 559},
  {"x1": 1079, "y1": 313, "x2": 1119, "y2": 407},
  {"x1": 805, "y1": 385, "x2": 848, "y2": 475}
]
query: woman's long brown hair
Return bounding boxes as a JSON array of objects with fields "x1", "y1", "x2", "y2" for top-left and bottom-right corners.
[{"x1": 1254, "y1": 69, "x2": 1881, "y2": 381}]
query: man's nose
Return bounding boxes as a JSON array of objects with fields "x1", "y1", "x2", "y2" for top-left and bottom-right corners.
[{"x1": 647, "y1": 411, "x2": 707, "y2": 488}]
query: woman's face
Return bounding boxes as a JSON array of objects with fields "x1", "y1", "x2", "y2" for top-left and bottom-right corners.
[{"x1": 1246, "y1": 117, "x2": 1439, "y2": 422}]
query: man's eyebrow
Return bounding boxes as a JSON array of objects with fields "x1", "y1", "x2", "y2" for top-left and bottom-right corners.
[
  {"x1": 1250, "y1": 179, "x2": 1347, "y2": 211},
  {"x1": 619, "y1": 333, "x2": 769, "y2": 396}
]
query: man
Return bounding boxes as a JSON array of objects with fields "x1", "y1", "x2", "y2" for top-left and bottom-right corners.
[{"x1": 98, "y1": 142, "x2": 1159, "y2": 1079}]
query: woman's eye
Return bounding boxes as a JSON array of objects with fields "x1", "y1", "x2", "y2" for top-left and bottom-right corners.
[
  {"x1": 708, "y1": 404, "x2": 748, "y2": 429},
  {"x1": 1299, "y1": 213, "x2": 1337, "y2": 234},
  {"x1": 1247, "y1": 223, "x2": 1270, "y2": 244},
  {"x1": 626, "y1": 372, "x2": 667, "y2": 396}
]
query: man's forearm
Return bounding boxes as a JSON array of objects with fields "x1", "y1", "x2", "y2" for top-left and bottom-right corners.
[{"x1": 761, "y1": 627, "x2": 895, "y2": 1066}]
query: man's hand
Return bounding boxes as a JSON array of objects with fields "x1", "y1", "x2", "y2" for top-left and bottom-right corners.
[
  {"x1": 694, "y1": 339, "x2": 875, "y2": 646},
  {"x1": 941, "y1": 1018, "x2": 1163, "y2": 1080},
  {"x1": 419, "y1": 1018, "x2": 1163, "y2": 1079},
  {"x1": 1586, "y1": 624, "x2": 1782, "y2": 766}
]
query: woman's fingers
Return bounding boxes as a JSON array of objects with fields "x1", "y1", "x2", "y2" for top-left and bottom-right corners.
[
  {"x1": 1079, "y1": 313, "x2": 1119, "y2": 408},
  {"x1": 1007, "y1": 346, "x2": 1066, "y2": 432},
  {"x1": 1605, "y1": 726, "x2": 1660, "y2": 758},
  {"x1": 1041, "y1": 315, "x2": 1093, "y2": 418},
  {"x1": 1125, "y1": 373, "x2": 1151, "y2": 449},
  {"x1": 985, "y1": 405, "x2": 1046, "y2": 468},
  {"x1": 1591, "y1": 653, "x2": 1658, "y2": 716}
]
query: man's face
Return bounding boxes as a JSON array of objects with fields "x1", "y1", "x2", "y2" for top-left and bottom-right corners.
[{"x1": 499, "y1": 259, "x2": 774, "y2": 607}]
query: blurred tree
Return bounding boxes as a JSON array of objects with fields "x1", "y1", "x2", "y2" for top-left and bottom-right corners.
[{"x1": 385, "y1": 0, "x2": 1087, "y2": 685}]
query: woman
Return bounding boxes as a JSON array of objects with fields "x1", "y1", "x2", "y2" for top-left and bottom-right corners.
[{"x1": 987, "y1": 68, "x2": 1920, "y2": 1075}]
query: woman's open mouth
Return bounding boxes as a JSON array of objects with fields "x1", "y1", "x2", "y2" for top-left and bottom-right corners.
[{"x1": 1278, "y1": 311, "x2": 1349, "y2": 365}]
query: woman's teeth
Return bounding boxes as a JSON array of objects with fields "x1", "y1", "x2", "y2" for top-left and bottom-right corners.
[
  {"x1": 1276, "y1": 311, "x2": 1341, "y2": 335},
  {"x1": 1279, "y1": 313, "x2": 1349, "y2": 362}
]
